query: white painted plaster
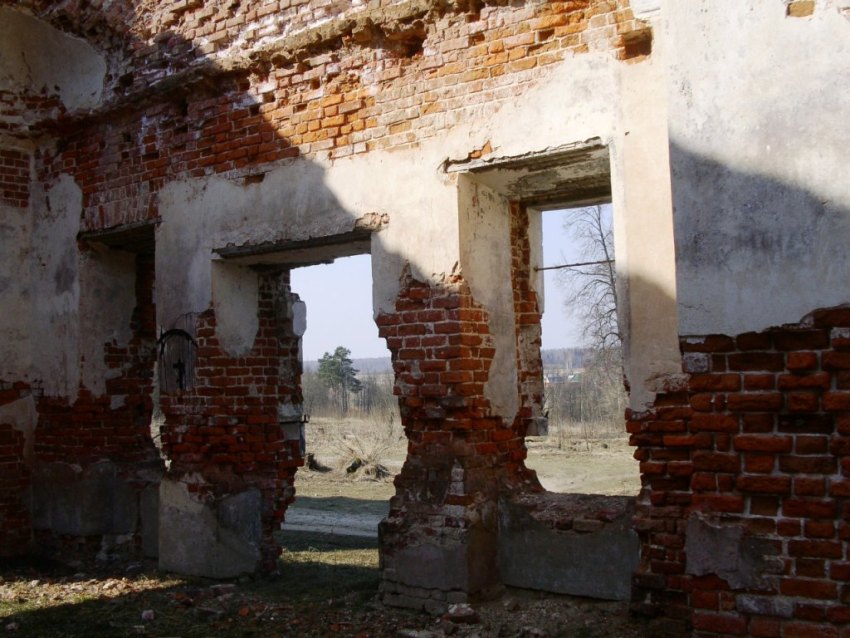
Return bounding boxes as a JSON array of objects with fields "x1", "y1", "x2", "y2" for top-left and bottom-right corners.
[
  {"x1": 78, "y1": 245, "x2": 136, "y2": 396},
  {"x1": 611, "y1": 24, "x2": 681, "y2": 409},
  {"x1": 0, "y1": 203, "x2": 33, "y2": 382},
  {"x1": 30, "y1": 175, "x2": 82, "y2": 398},
  {"x1": 292, "y1": 300, "x2": 307, "y2": 337},
  {"x1": 630, "y1": 0, "x2": 661, "y2": 20},
  {"x1": 322, "y1": 148, "x2": 460, "y2": 315},
  {"x1": 211, "y1": 262, "x2": 259, "y2": 357},
  {"x1": 0, "y1": 8, "x2": 106, "y2": 112},
  {"x1": 665, "y1": 0, "x2": 850, "y2": 335},
  {"x1": 157, "y1": 160, "x2": 361, "y2": 326},
  {"x1": 457, "y1": 176, "x2": 518, "y2": 420}
]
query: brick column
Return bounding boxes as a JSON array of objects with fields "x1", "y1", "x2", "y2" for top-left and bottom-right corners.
[
  {"x1": 159, "y1": 270, "x2": 304, "y2": 577},
  {"x1": 377, "y1": 271, "x2": 525, "y2": 611}
]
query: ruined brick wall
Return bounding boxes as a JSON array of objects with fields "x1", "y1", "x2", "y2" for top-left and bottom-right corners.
[
  {"x1": 377, "y1": 270, "x2": 525, "y2": 607},
  {"x1": 29, "y1": 0, "x2": 643, "y2": 228},
  {"x1": 6, "y1": 0, "x2": 647, "y2": 588},
  {"x1": 29, "y1": 251, "x2": 162, "y2": 555},
  {"x1": 159, "y1": 270, "x2": 304, "y2": 569},
  {"x1": 630, "y1": 306, "x2": 850, "y2": 636},
  {"x1": 10, "y1": 0, "x2": 644, "y2": 108},
  {"x1": 34, "y1": 252, "x2": 159, "y2": 467}
]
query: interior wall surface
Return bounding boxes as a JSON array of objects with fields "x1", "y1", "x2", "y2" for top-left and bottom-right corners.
[{"x1": 0, "y1": 0, "x2": 683, "y2": 606}]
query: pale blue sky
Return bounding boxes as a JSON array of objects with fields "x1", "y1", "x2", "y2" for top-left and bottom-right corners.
[{"x1": 291, "y1": 207, "x2": 608, "y2": 361}]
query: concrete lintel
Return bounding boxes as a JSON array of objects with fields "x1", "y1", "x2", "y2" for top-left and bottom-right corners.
[
  {"x1": 444, "y1": 139, "x2": 611, "y2": 207},
  {"x1": 78, "y1": 220, "x2": 158, "y2": 254},
  {"x1": 444, "y1": 139, "x2": 607, "y2": 174},
  {"x1": 214, "y1": 229, "x2": 372, "y2": 267}
]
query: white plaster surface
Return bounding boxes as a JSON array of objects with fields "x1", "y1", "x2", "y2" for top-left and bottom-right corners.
[
  {"x1": 611, "y1": 25, "x2": 681, "y2": 409},
  {"x1": 78, "y1": 245, "x2": 136, "y2": 396},
  {"x1": 0, "y1": 203, "x2": 33, "y2": 382},
  {"x1": 0, "y1": 8, "x2": 106, "y2": 112},
  {"x1": 30, "y1": 175, "x2": 82, "y2": 398},
  {"x1": 457, "y1": 176, "x2": 518, "y2": 420},
  {"x1": 211, "y1": 262, "x2": 259, "y2": 357},
  {"x1": 292, "y1": 299, "x2": 307, "y2": 337},
  {"x1": 666, "y1": 0, "x2": 850, "y2": 335},
  {"x1": 630, "y1": 0, "x2": 661, "y2": 19},
  {"x1": 156, "y1": 161, "x2": 360, "y2": 326}
]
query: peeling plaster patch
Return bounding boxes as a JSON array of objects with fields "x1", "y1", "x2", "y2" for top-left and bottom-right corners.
[
  {"x1": 30, "y1": 175, "x2": 81, "y2": 399},
  {"x1": 292, "y1": 300, "x2": 307, "y2": 338},
  {"x1": 630, "y1": 0, "x2": 662, "y2": 19},
  {"x1": 0, "y1": 396, "x2": 37, "y2": 464},
  {"x1": 79, "y1": 245, "x2": 136, "y2": 396},
  {"x1": 0, "y1": 203, "x2": 33, "y2": 381},
  {"x1": 682, "y1": 352, "x2": 710, "y2": 373},
  {"x1": 457, "y1": 176, "x2": 518, "y2": 421},
  {"x1": 0, "y1": 7, "x2": 106, "y2": 111},
  {"x1": 685, "y1": 513, "x2": 781, "y2": 589},
  {"x1": 211, "y1": 262, "x2": 259, "y2": 357}
]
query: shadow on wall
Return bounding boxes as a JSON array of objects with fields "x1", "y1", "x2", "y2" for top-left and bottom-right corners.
[
  {"x1": 669, "y1": 139, "x2": 850, "y2": 336},
  {"x1": 2, "y1": 9, "x2": 363, "y2": 570}
]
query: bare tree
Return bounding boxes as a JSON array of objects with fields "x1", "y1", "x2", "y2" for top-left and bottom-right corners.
[
  {"x1": 551, "y1": 205, "x2": 626, "y2": 431},
  {"x1": 556, "y1": 205, "x2": 621, "y2": 351}
]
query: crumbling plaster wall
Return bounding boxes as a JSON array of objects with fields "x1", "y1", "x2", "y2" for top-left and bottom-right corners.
[
  {"x1": 0, "y1": 12, "x2": 160, "y2": 556},
  {"x1": 152, "y1": 40, "x2": 678, "y2": 417},
  {"x1": 667, "y1": 0, "x2": 850, "y2": 336},
  {"x1": 0, "y1": 6, "x2": 106, "y2": 133},
  {"x1": 2, "y1": 0, "x2": 681, "y2": 598}
]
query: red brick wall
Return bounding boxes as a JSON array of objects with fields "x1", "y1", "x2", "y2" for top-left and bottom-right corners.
[
  {"x1": 34, "y1": 252, "x2": 160, "y2": 468},
  {"x1": 159, "y1": 270, "x2": 304, "y2": 570},
  {"x1": 376, "y1": 270, "x2": 519, "y2": 496},
  {"x1": 31, "y1": 0, "x2": 644, "y2": 232},
  {"x1": 0, "y1": 382, "x2": 33, "y2": 555},
  {"x1": 0, "y1": 149, "x2": 29, "y2": 208},
  {"x1": 630, "y1": 306, "x2": 850, "y2": 636}
]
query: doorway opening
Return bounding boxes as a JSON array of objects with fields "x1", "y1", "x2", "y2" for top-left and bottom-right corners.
[
  {"x1": 279, "y1": 252, "x2": 400, "y2": 595},
  {"x1": 524, "y1": 203, "x2": 639, "y2": 497}
]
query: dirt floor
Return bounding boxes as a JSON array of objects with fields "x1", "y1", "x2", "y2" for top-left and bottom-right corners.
[{"x1": 1, "y1": 418, "x2": 651, "y2": 637}]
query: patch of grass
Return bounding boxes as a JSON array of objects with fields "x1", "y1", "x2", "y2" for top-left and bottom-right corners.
[{"x1": 264, "y1": 530, "x2": 380, "y2": 605}]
